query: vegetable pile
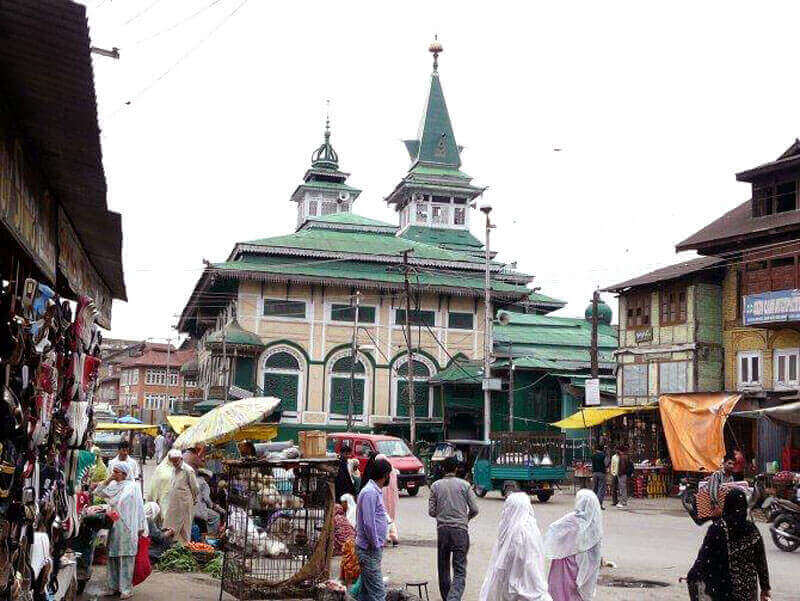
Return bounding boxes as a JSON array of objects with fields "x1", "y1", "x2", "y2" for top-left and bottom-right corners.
[
  {"x1": 187, "y1": 542, "x2": 215, "y2": 553},
  {"x1": 156, "y1": 544, "x2": 199, "y2": 572},
  {"x1": 202, "y1": 553, "x2": 223, "y2": 579}
]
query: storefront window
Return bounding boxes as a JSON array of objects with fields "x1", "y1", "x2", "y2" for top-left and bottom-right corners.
[{"x1": 737, "y1": 351, "x2": 762, "y2": 387}]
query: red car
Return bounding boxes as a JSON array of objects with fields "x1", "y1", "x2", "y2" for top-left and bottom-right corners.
[{"x1": 328, "y1": 433, "x2": 426, "y2": 496}]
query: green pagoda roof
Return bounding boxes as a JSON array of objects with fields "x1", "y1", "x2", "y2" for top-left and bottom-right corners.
[
  {"x1": 207, "y1": 320, "x2": 264, "y2": 348},
  {"x1": 399, "y1": 225, "x2": 482, "y2": 250},
  {"x1": 239, "y1": 225, "x2": 487, "y2": 266},
  {"x1": 301, "y1": 213, "x2": 397, "y2": 233},
  {"x1": 211, "y1": 256, "x2": 532, "y2": 297},
  {"x1": 430, "y1": 359, "x2": 484, "y2": 384}
]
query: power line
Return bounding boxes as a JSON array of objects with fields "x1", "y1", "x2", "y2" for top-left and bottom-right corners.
[
  {"x1": 106, "y1": 0, "x2": 248, "y2": 118},
  {"x1": 123, "y1": 0, "x2": 164, "y2": 25},
  {"x1": 132, "y1": 0, "x2": 226, "y2": 45}
]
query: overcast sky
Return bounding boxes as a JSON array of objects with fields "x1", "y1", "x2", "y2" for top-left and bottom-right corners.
[{"x1": 84, "y1": 1, "x2": 800, "y2": 340}]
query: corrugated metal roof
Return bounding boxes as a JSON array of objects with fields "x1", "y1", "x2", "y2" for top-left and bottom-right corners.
[
  {"x1": 603, "y1": 255, "x2": 724, "y2": 292},
  {"x1": 399, "y1": 225, "x2": 483, "y2": 249},
  {"x1": 0, "y1": 0, "x2": 125, "y2": 299}
]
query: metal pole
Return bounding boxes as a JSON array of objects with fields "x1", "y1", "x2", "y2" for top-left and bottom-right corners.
[
  {"x1": 222, "y1": 328, "x2": 228, "y2": 403},
  {"x1": 347, "y1": 291, "x2": 360, "y2": 431},
  {"x1": 508, "y1": 341, "x2": 514, "y2": 432},
  {"x1": 165, "y1": 340, "x2": 171, "y2": 422},
  {"x1": 590, "y1": 290, "x2": 599, "y2": 379},
  {"x1": 402, "y1": 250, "x2": 416, "y2": 446},
  {"x1": 481, "y1": 206, "x2": 493, "y2": 443}
]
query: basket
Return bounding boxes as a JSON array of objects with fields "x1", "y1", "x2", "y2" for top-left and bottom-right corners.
[{"x1": 299, "y1": 431, "x2": 327, "y2": 458}]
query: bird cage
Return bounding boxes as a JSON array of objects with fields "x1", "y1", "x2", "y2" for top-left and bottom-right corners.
[{"x1": 220, "y1": 457, "x2": 337, "y2": 600}]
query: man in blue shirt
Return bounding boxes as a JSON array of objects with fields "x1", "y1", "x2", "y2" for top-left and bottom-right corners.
[{"x1": 355, "y1": 457, "x2": 392, "y2": 601}]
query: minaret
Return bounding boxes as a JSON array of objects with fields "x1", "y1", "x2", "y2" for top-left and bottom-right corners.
[
  {"x1": 290, "y1": 108, "x2": 361, "y2": 229},
  {"x1": 386, "y1": 37, "x2": 485, "y2": 235}
]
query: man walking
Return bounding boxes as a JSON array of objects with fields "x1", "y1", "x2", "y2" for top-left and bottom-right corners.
[
  {"x1": 610, "y1": 448, "x2": 620, "y2": 507},
  {"x1": 429, "y1": 457, "x2": 479, "y2": 601},
  {"x1": 355, "y1": 457, "x2": 392, "y2": 601},
  {"x1": 616, "y1": 447, "x2": 632, "y2": 509},
  {"x1": 591, "y1": 445, "x2": 608, "y2": 509},
  {"x1": 154, "y1": 431, "x2": 166, "y2": 463}
]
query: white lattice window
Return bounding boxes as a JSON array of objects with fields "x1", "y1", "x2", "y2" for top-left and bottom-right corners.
[
  {"x1": 431, "y1": 204, "x2": 449, "y2": 225},
  {"x1": 774, "y1": 349, "x2": 799, "y2": 388},
  {"x1": 454, "y1": 206, "x2": 466, "y2": 226},
  {"x1": 738, "y1": 351, "x2": 762, "y2": 387},
  {"x1": 415, "y1": 202, "x2": 428, "y2": 223}
]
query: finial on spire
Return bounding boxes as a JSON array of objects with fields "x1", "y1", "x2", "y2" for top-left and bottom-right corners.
[
  {"x1": 429, "y1": 34, "x2": 443, "y2": 72},
  {"x1": 324, "y1": 99, "x2": 331, "y2": 142}
]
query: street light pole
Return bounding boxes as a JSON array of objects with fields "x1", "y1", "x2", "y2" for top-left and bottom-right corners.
[{"x1": 481, "y1": 205, "x2": 493, "y2": 443}]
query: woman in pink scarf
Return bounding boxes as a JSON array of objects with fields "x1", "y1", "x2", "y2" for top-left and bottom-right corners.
[{"x1": 375, "y1": 453, "x2": 400, "y2": 546}]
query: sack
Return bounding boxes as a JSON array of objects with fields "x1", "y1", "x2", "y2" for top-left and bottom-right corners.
[{"x1": 132, "y1": 536, "x2": 151, "y2": 586}]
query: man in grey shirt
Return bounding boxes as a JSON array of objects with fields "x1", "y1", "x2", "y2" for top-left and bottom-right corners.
[{"x1": 429, "y1": 457, "x2": 479, "y2": 601}]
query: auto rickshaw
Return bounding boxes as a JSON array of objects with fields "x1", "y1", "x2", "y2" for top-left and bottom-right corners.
[{"x1": 428, "y1": 440, "x2": 491, "y2": 484}]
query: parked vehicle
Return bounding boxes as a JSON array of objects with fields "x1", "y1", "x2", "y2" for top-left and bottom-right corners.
[
  {"x1": 471, "y1": 433, "x2": 566, "y2": 502},
  {"x1": 679, "y1": 475, "x2": 700, "y2": 515},
  {"x1": 328, "y1": 433, "x2": 426, "y2": 496},
  {"x1": 92, "y1": 405, "x2": 122, "y2": 459},
  {"x1": 428, "y1": 440, "x2": 490, "y2": 485},
  {"x1": 769, "y1": 498, "x2": 800, "y2": 553}
]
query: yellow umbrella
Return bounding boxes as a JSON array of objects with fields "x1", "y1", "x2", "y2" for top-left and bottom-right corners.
[
  {"x1": 172, "y1": 397, "x2": 280, "y2": 450},
  {"x1": 166, "y1": 415, "x2": 198, "y2": 434},
  {"x1": 95, "y1": 422, "x2": 159, "y2": 436}
]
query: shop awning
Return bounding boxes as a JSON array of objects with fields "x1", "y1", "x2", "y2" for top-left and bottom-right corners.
[
  {"x1": 96, "y1": 423, "x2": 159, "y2": 436},
  {"x1": 659, "y1": 393, "x2": 741, "y2": 472},
  {"x1": 552, "y1": 406, "x2": 657, "y2": 429},
  {"x1": 733, "y1": 400, "x2": 800, "y2": 427},
  {"x1": 167, "y1": 415, "x2": 198, "y2": 433}
]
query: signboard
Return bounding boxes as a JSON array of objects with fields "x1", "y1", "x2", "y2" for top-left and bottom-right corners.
[
  {"x1": 0, "y1": 122, "x2": 57, "y2": 282},
  {"x1": 585, "y1": 378, "x2": 601, "y2": 406},
  {"x1": 635, "y1": 328, "x2": 653, "y2": 344},
  {"x1": 482, "y1": 378, "x2": 503, "y2": 391},
  {"x1": 743, "y1": 290, "x2": 800, "y2": 326},
  {"x1": 58, "y1": 207, "x2": 113, "y2": 328}
]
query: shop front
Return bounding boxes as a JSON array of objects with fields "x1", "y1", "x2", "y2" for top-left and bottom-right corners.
[{"x1": 0, "y1": 2, "x2": 126, "y2": 598}]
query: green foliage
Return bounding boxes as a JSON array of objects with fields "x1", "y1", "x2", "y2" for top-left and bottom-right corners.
[{"x1": 156, "y1": 544, "x2": 199, "y2": 572}]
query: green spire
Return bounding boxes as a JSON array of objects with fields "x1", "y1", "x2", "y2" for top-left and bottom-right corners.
[
  {"x1": 403, "y1": 37, "x2": 461, "y2": 169},
  {"x1": 311, "y1": 107, "x2": 339, "y2": 170}
]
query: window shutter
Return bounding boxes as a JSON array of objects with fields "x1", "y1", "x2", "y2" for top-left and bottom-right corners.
[{"x1": 263, "y1": 373, "x2": 298, "y2": 411}]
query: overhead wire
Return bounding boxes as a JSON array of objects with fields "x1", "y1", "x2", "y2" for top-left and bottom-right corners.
[
  {"x1": 131, "y1": 0, "x2": 226, "y2": 45},
  {"x1": 123, "y1": 0, "x2": 164, "y2": 25},
  {"x1": 105, "y1": 0, "x2": 249, "y2": 119}
]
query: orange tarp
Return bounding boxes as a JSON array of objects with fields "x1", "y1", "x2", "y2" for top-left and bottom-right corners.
[{"x1": 659, "y1": 393, "x2": 741, "y2": 472}]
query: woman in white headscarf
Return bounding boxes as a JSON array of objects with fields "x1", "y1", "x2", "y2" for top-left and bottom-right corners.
[
  {"x1": 479, "y1": 492, "x2": 552, "y2": 601},
  {"x1": 95, "y1": 463, "x2": 147, "y2": 599},
  {"x1": 544, "y1": 489, "x2": 603, "y2": 601}
]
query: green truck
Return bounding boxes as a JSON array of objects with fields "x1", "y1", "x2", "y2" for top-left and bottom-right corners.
[{"x1": 471, "y1": 433, "x2": 566, "y2": 502}]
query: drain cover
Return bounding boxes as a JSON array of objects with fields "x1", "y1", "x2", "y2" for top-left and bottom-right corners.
[{"x1": 600, "y1": 576, "x2": 670, "y2": 589}]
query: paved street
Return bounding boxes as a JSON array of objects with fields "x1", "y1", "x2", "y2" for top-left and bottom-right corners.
[{"x1": 81, "y1": 474, "x2": 799, "y2": 600}]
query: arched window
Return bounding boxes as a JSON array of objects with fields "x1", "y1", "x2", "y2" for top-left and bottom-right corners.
[
  {"x1": 392, "y1": 355, "x2": 435, "y2": 418},
  {"x1": 328, "y1": 355, "x2": 366, "y2": 418},
  {"x1": 260, "y1": 347, "x2": 305, "y2": 417}
]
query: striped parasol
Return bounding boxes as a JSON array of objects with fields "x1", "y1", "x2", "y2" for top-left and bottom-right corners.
[{"x1": 173, "y1": 397, "x2": 280, "y2": 450}]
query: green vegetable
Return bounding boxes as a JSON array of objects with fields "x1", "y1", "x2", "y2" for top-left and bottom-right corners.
[
  {"x1": 202, "y1": 553, "x2": 223, "y2": 579},
  {"x1": 157, "y1": 544, "x2": 199, "y2": 572}
]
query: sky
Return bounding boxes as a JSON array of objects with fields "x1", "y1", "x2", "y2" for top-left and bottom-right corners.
[{"x1": 83, "y1": 0, "x2": 800, "y2": 340}]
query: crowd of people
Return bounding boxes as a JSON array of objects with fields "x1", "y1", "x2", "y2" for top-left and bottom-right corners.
[
  {"x1": 83, "y1": 428, "x2": 228, "y2": 599},
  {"x1": 332, "y1": 445, "x2": 773, "y2": 601}
]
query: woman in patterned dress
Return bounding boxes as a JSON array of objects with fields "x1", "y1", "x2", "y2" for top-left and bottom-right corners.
[{"x1": 687, "y1": 488, "x2": 771, "y2": 601}]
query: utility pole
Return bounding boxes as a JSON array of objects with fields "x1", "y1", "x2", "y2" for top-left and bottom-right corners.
[
  {"x1": 590, "y1": 289, "x2": 599, "y2": 379},
  {"x1": 481, "y1": 205, "x2": 494, "y2": 443},
  {"x1": 508, "y1": 341, "x2": 515, "y2": 432},
  {"x1": 222, "y1": 326, "x2": 229, "y2": 403},
  {"x1": 164, "y1": 340, "x2": 172, "y2": 423},
  {"x1": 401, "y1": 249, "x2": 417, "y2": 446},
  {"x1": 347, "y1": 290, "x2": 361, "y2": 431}
]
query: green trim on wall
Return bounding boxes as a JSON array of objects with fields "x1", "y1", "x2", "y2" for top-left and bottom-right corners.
[
  {"x1": 387, "y1": 348, "x2": 441, "y2": 372},
  {"x1": 262, "y1": 339, "x2": 312, "y2": 411},
  {"x1": 321, "y1": 344, "x2": 378, "y2": 417}
]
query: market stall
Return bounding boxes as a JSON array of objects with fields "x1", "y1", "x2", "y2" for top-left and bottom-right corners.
[{"x1": 221, "y1": 456, "x2": 337, "y2": 600}]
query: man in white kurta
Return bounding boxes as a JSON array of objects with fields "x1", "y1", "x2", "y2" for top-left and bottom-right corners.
[
  {"x1": 108, "y1": 441, "x2": 140, "y2": 482},
  {"x1": 162, "y1": 449, "x2": 199, "y2": 543}
]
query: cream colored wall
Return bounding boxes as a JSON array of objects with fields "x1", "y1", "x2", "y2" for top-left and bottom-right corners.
[{"x1": 232, "y1": 281, "x2": 486, "y2": 425}]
